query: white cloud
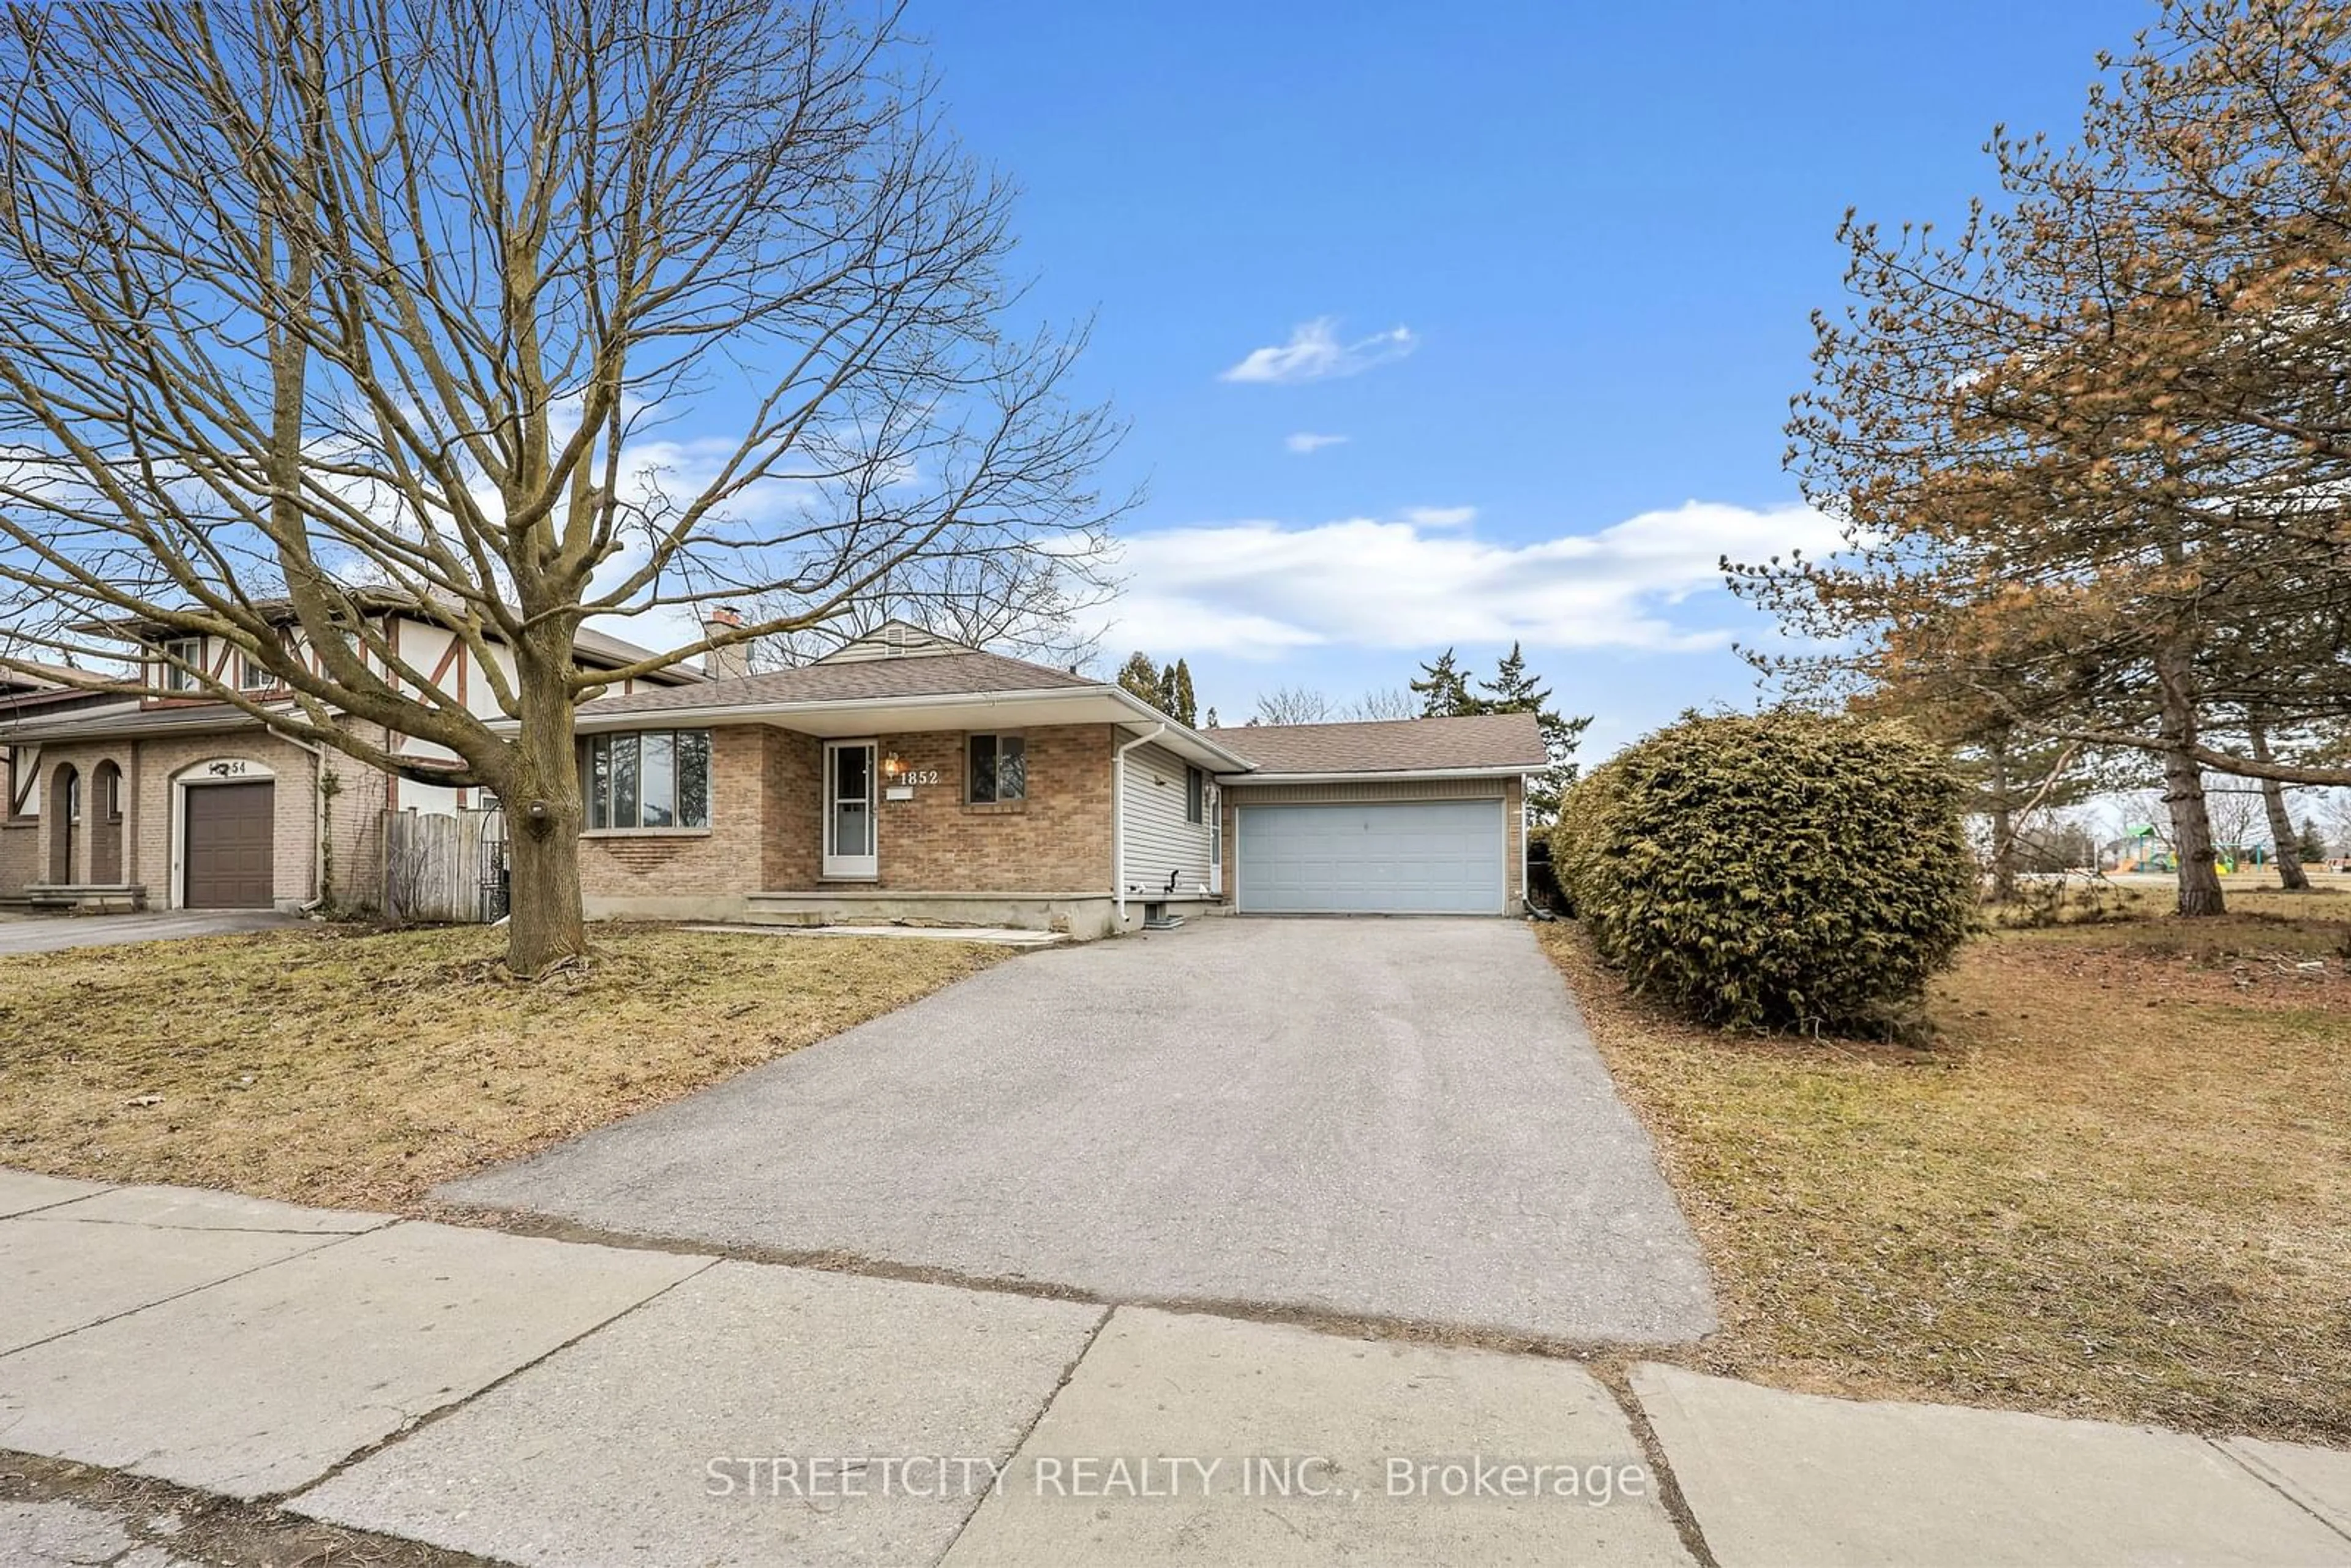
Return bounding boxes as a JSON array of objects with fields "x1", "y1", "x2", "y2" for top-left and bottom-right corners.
[
  {"x1": 1220, "y1": 318, "x2": 1417, "y2": 384},
  {"x1": 1284, "y1": 432, "x2": 1350, "y2": 455},
  {"x1": 1101, "y1": 500, "x2": 1844, "y2": 660}
]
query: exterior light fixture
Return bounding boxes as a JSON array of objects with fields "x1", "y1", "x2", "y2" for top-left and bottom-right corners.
[{"x1": 882, "y1": 751, "x2": 905, "y2": 779}]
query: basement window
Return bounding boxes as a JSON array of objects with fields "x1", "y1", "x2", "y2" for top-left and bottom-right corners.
[{"x1": 583, "y1": 730, "x2": 711, "y2": 830}]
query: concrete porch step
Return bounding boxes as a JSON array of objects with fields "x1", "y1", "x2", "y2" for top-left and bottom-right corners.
[
  {"x1": 743, "y1": 888, "x2": 1120, "y2": 940},
  {"x1": 21, "y1": 883, "x2": 148, "y2": 914}
]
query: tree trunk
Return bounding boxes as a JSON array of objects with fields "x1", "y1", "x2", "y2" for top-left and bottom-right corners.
[
  {"x1": 500, "y1": 638, "x2": 588, "y2": 974},
  {"x1": 2151, "y1": 626, "x2": 2225, "y2": 917},
  {"x1": 2247, "y1": 719, "x2": 2311, "y2": 891},
  {"x1": 1985, "y1": 738, "x2": 2019, "y2": 903},
  {"x1": 2158, "y1": 747, "x2": 2225, "y2": 915}
]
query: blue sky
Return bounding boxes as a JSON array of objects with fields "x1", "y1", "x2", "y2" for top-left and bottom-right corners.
[{"x1": 915, "y1": 0, "x2": 2154, "y2": 755}]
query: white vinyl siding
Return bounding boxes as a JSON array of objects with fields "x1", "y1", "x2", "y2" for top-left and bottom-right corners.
[{"x1": 1121, "y1": 742, "x2": 1213, "y2": 898}]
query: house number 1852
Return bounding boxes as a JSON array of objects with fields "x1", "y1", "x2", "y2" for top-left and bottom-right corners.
[{"x1": 899, "y1": 769, "x2": 941, "y2": 786}]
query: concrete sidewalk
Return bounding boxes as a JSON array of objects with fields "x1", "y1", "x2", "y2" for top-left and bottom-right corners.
[{"x1": 2, "y1": 1169, "x2": 2347, "y2": 1567}]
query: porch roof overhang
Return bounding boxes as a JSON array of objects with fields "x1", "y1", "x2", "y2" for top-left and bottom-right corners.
[{"x1": 562, "y1": 684, "x2": 1256, "y2": 773}]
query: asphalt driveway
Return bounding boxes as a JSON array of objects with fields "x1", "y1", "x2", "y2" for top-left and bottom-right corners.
[
  {"x1": 440, "y1": 919, "x2": 1718, "y2": 1342},
  {"x1": 0, "y1": 910, "x2": 293, "y2": 955}
]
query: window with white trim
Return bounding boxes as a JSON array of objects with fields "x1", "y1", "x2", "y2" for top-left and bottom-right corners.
[
  {"x1": 583, "y1": 730, "x2": 711, "y2": 830},
  {"x1": 1185, "y1": 765, "x2": 1204, "y2": 824},
  {"x1": 159, "y1": 637, "x2": 201, "y2": 691}
]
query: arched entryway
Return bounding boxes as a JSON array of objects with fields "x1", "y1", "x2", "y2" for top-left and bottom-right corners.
[
  {"x1": 47, "y1": 762, "x2": 78, "y2": 883},
  {"x1": 89, "y1": 760, "x2": 123, "y2": 883}
]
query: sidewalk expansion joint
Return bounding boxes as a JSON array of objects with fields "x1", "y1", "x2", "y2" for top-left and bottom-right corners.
[
  {"x1": 2208, "y1": 1437, "x2": 2351, "y2": 1545},
  {"x1": 267, "y1": 1253, "x2": 724, "y2": 1511},
  {"x1": 20, "y1": 1216, "x2": 400, "y2": 1237},
  {"x1": 0, "y1": 1226, "x2": 373, "y2": 1363},
  {"x1": 932, "y1": 1301, "x2": 1115, "y2": 1565},
  {"x1": 1589, "y1": 1360, "x2": 1721, "y2": 1568}
]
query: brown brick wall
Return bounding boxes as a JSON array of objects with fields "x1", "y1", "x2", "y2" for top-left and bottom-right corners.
[
  {"x1": 856, "y1": 725, "x2": 1112, "y2": 893},
  {"x1": 763, "y1": 727, "x2": 820, "y2": 888},
  {"x1": 579, "y1": 724, "x2": 770, "y2": 902},
  {"x1": 0, "y1": 819, "x2": 35, "y2": 898}
]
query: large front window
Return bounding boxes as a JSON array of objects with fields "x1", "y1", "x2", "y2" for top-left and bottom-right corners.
[
  {"x1": 584, "y1": 730, "x2": 711, "y2": 829},
  {"x1": 967, "y1": 733, "x2": 1026, "y2": 803}
]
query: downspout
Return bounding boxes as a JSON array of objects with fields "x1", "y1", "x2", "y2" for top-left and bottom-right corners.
[{"x1": 1112, "y1": 722, "x2": 1165, "y2": 924}]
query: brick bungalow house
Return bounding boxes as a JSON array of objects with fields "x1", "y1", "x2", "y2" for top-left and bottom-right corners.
[
  {"x1": 567, "y1": 623, "x2": 1542, "y2": 936},
  {"x1": 4, "y1": 614, "x2": 1542, "y2": 932}
]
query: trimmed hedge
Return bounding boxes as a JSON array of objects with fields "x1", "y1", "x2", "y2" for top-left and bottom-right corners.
[{"x1": 1551, "y1": 710, "x2": 1974, "y2": 1034}]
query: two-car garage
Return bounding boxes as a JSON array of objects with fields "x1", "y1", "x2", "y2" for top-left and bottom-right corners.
[
  {"x1": 1212, "y1": 712, "x2": 1545, "y2": 918},
  {"x1": 1235, "y1": 797, "x2": 1509, "y2": 915}
]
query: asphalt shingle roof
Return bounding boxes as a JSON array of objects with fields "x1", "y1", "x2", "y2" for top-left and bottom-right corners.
[
  {"x1": 577, "y1": 648, "x2": 1097, "y2": 718},
  {"x1": 1207, "y1": 711, "x2": 1546, "y2": 775}
]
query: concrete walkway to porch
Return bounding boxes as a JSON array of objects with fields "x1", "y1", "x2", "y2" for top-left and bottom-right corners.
[
  {"x1": 684, "y1": 921, "x2": 1070, "y2": 948},
  {"x1": 3, "y1": 1168, "x2": 2347, "y2": 1567}
]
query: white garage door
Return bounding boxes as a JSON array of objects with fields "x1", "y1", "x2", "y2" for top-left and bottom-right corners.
[{"x1": 1237, "y1": 799, "x2": 1505, "y2": 915}]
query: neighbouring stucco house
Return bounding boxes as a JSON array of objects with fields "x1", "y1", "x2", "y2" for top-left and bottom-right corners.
[
  {"x1": 563, "y1": 621, "x2": 1543, "y2": 937},
  {"x1": 3, "y1": 613, "x2": 1544, "y2": 932},
  {"x1": 0, "y1": 594, "x2": 700, "y2": 913}
]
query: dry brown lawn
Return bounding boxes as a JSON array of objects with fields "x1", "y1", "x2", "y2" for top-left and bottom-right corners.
[
  {"x1": 1540, "y1": 898, "x2": 2351, "y2": 1446},
  {"x1": 0, "y1": 923, "x2": 1007, "y2": 1210}
]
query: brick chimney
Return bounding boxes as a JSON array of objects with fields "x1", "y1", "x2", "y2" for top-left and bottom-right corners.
[{"x1": 702, "y1": 606, "x2": 749, "y2": 680}]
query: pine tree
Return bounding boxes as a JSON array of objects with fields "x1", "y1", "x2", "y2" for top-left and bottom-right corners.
[
  {"x1": 1203, "y1": 705, "x2": 1220, "y2": 729},
  {"x1": 1410, "y1": 648, "x2": 1475, "y2": 717},
  {"x1": 1475, "y1": 642, "x2": 1590, "y2": 824},
  {"x1": 1168, "y1": 659, "x2": 1199, "y2": 726},
  {"x1": 1117, "y1": 650, "x2": 1163, "y2": 708}
]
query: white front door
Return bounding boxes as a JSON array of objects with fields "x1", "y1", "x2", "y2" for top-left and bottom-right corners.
[{"x1": 823, "y1": 740, "x2": 878, "y2": 880}]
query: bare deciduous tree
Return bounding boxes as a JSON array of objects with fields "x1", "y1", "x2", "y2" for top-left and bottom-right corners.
[
  {"x1": 1342, "y1": 688, "x2": 1417, "y2": 722},
  {"x1": 0, "y1": 0, "x2": 1119, "y2": 971},
  {"x1": 1251, "y1": 685, "x2": 1333, "y2": 726}
]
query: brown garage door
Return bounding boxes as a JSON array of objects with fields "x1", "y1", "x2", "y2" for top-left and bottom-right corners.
[{"x1": 184, "y1": 782, "x2": 275, "y2": 909}]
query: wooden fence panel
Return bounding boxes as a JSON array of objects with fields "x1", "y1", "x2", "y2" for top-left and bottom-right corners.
[{"x1": 381, "y1": 808, "x2": 497, "y2": 923}]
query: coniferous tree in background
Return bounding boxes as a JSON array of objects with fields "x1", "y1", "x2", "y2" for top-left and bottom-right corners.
[
  {"x1": 1117, "y1": 651, "x2": 1164, "y2": 708},
  {"x1": 1476, "y1": 642, "x2": 1592, "y2": 823},
  {"x1": 1116, "y1": 650, "x2": 1198, "y2": 724},
  {"x1": 1167, "y1": 659, "x2": 1199, "y2": 726},
  {"x1": 1411, "y1": 649, "x2": 1475, "y2": 716}
]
